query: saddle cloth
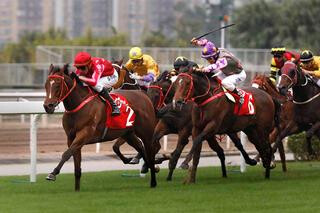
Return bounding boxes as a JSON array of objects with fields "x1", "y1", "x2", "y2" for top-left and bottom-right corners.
[
  {"x1": 105, "y1": 94, "x2": 136, "y2": 129},
  {"x1": 223, "y1": 87, "x2": 256, "y2": 116}
]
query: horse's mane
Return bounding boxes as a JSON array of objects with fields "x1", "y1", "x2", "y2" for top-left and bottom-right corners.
[{"x1": 255, "y1": 74, "x2": 278, "y2": 91}]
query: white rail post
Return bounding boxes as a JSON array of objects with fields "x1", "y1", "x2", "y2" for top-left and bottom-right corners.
[
  {"x1": 30, "y1": 114, "x2": 40, "y2": 182},
  {"x1": 163, "y1": 135, "x2": 168, "y2": 151},
  {"x1": 96, "y1": 143, "x2": 101, "y2": 153},
  {"x1": 240, "y1": 132, "x2": 247, "y2": 173}
]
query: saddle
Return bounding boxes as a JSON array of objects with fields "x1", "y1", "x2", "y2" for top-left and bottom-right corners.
[{"x1": 222, "y1": 87, "x2": 255, "y2": 116}]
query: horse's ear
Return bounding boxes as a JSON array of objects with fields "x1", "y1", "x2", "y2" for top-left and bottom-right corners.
[
  {"x1": 49, "y1": 64, "x2": 54, "y2": 74},
  {"x1": 63, "y1": 64, "x2": 70, "y2": 75}
]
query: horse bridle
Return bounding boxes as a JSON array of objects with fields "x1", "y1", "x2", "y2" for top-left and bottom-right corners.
[
  {"x1": 147, "y1": 83, "x2": 173, "y2": 109},
  {"x1": 48, "y1": 74, "x2": 76, "y2": 103},
  {"x1": 281, "y1": 62, "x2": 308, "y2": 88},
  {"x1": 176, "y1": 72, "x2": 211, "y2": 102}
]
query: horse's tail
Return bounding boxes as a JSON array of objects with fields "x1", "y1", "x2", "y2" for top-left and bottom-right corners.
[{"x1": 272, "y1": 97, "x2": 281, "y2": 129}]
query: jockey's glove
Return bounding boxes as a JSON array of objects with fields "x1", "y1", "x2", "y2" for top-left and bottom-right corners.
[
  {"x1": 269, "y1": 77, "x2": 276, "y2": 85},
  {"x1": 129, "y1": 73, "x2": 142, "y2": 80}
]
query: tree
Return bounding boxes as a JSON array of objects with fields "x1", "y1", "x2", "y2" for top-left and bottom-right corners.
[{"x1": 230, "y1": 0, "x2": 320, "y2": 52}]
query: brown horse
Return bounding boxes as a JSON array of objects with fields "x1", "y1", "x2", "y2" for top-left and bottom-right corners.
[
  {"x1": 43, "y1": 64, "x2": 157, "y2": 191},
  {"x1": 172, "y1": 70, "x2": 275, "y2": 183},
  {"x1": 278, "y1": 61, "x2": 320, "y2": 157},
  {"x1": 252, "y1": 74, "x2": 292, "y2": 171},
  {"x1": 148, "y1": 71, "x2": 257, "y2": 181}
]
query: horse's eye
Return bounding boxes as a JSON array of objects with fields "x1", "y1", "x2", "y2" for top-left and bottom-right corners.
[{"x1": 289, "y1": 69, "x2": 295, "y2": 78}]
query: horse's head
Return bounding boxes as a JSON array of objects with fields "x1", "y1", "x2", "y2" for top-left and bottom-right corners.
[
  {"x1": 43, "y1": 64, "x2": 75, "y2": 114},
  {"x1": 172, "y1": 70, "x2": 210, "y2": 110},
  {"x1": 147, "y1": 70, "x2": 174, "y2": 109},
  {"x1": 278, "y1": 61, "x2": 301, "y2": 95}
]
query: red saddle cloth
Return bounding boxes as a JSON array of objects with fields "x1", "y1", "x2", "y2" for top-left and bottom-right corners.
[
  {"x1": 231, "y1": 89, "x2": 255, "y2": 116},
  {"x1": 105, "y1": 94, "x2": 136, "y2": 129}
]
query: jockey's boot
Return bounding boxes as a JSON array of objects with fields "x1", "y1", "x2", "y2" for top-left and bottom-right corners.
[
  {"x1": 99, "y1": 88, "x2": 120, "y2": 116},
  {"x1": 233, "y1": 88, "x2": 244, "y2": 105}
]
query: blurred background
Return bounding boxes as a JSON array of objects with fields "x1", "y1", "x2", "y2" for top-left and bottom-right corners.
[{"x1": 0, "y1": 0, "x2": 318, "y2": 89}]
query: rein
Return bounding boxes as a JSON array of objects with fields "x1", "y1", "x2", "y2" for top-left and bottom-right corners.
[
  {"x1": 177, "y1": 72, "x2": 223, "y2": 106},
  {"x1": 48, "y1": 74, "x2": 97, "y2": 113}
]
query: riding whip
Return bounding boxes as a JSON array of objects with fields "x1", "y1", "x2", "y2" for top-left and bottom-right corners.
[{"x1": 193, "y1": 23, "x2": 235, "y2": 41}]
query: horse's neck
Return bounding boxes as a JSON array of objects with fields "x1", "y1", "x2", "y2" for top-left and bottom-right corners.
[
  {"x1": 63, "y1": 84, "x2": 94, "y2": 111},
  {"x1": 293, "y1": 82, "x2": 320, "y2": 101},
  {"x1": 265, "y1": 82, "x2": 287, "y2": 102}
]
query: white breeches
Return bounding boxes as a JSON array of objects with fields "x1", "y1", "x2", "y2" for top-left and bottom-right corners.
[
  {"x1": 93, "y1": 69, "x2": 118, "y2": 92},
  {"x1": 217, "y1": 70, "x2": 246, "y2": 91}
]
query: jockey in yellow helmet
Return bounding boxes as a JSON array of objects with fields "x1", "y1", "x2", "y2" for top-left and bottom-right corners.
[
  {"x1": 300, "y1": 50, "x2": 320, "y2": 87},
  {"x1": 125, "y1": 47, "x2": 160, "y2": 87}
]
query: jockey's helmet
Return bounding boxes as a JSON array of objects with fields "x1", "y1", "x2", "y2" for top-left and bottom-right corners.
[
  {"x1": 271, "y1": 46, "x2": 286, "y2": 56},
  {"x1": 174, "y1": 56, "x2": 189, "y2": 71},
  {"x1": 129, "y1": 47, "x2": 143, "y2": 60},
  {"x1": 74, "y1": 52, "x2": 92, "y2": 67},
  {"x1": 201, "y1": 42, "x2": 219, "y2": 59},
  {"x1": 300, "y1": 50, "x2": 313, "y2": 63}
]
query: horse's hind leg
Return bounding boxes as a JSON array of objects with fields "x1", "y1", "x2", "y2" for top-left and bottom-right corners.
[
  {"x1": 244, "y1": 128, "x2": 271, "y2": 179},
  {"x1": 113, "y1": 138, "x2": 131, "y2": 164},
  {"x1": 207, "y1": 137, "x2": 227, "y2": 178},
  {"x1": 228, "y1": 133, "x2": 257, "y2": 166}
]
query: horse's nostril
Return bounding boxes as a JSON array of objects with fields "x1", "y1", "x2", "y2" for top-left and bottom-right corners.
[{"x1": 48, "y1": 103, "x2": 54, "y2": 108}]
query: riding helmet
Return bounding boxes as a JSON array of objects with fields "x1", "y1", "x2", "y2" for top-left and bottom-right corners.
[
  {"x1": 129, "y1": 47, "x2": 143, "y2": 60},
  {"x1": 300, "y1": 50, "x2": 314, "y2": 62},
  {"x1": 271, "y1": 46, "x2": 286, "y2": 55},
  {"x1": 74, "y1": 52, "x2": 92, "y2": 66},
  {"x1": 174, "y1": 56, "x2": 189, "y2": 70}
]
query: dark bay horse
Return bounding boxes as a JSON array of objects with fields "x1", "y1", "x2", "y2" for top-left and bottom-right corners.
[
  {"x1": 172, "y1": 70, "x2": 275, "y2": 183},
  {"x1": 148, "y1": 71, "x2": 257, "y2": 181},
  {"x1": 43, "y1": 64, "x2": 157, "y2": 191},
  {"x1": 278, "y1": 61, "x2": 320, "y2": 157}
]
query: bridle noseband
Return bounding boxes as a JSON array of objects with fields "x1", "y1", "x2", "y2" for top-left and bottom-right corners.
[
  {"x1": 176, "y1": 72, "x2": 211, "y2": 103},
  {"x1": 48, "y1": 74, "x2": 76, "y2": 102}
]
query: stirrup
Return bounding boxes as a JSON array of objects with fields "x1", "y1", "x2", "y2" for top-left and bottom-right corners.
[{"x1": 111, "y1": 107, "x2": 120, "y2": 116}]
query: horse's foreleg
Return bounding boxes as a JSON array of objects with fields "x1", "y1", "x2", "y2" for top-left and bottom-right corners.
[
  {"x1": 153, "y1": 120, "x2": 171, "y2": 164},
  {"x1": 167, "y1": 128, "x2": 190, "y2": 181},
  {"x1": 112, "y1": 138, "x2": 133, "y2": 164},
  {"x1": 228, "y1": 133, "x2": 257, "y2": 166},
  {"x1": 46, "y1": 129, "x2": 89, "y2": 183},
  {"x1": 73, "y1": 149, "x2": 82, "y2": 191},
  {"x1": 184, "y1": 142, "x2": 202, "y2": 184},
  {"x1": 273, "y1": 121, "x2": 299, "y2": 153}
]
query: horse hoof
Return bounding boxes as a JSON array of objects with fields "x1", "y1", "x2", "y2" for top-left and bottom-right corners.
[
  {"x1": 166, "y1": 176, "x2": 172, "y2": 181},
  {"x1": 46, "y1": 173, "x2": 56, "y2": 181},
  {"x1": 129, "y1": 157, "x2": 140, "y2": 164},
  {"x1": 179, "y1": 163, "x2": 189, "y2": 170},
  {"x1": 247, "y1": 159, "x2": 257, "y2": 166},
  {"x1": 155, "y1": 165, "x2": 160, "y2": 173},
  {"x1": 140, "y1": 164, "x2": 149, "y2": 174}
]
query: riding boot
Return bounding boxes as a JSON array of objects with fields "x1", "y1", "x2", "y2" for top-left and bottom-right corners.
[
  {"x1": 233, "y1": 88, "x2": 244, "y2": 105},
  {"x1": 99, "y1": 88, "x2": 120, "y2": 116}
]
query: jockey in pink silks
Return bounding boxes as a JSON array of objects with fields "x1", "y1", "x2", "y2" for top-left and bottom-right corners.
[{"x1": 191, "y1": 38, "x2": 246, "y2": 104}]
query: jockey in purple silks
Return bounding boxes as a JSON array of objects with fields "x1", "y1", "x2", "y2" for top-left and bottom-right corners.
[{"x1": 191, "y1": 38, "x2": 246, "y2": 104}]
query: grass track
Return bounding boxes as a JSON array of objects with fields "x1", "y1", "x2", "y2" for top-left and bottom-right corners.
[{"x1": 1, "y1": 162, "x2": 320, "y2": 213}]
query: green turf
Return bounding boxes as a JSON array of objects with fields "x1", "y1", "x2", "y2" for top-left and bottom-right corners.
[{"x1": 0, "y1": 162, "x2": 320, "y2": 213}]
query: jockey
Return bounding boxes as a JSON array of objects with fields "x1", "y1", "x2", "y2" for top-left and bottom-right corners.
[
  {"x1": 173, "y1": 56, "x2": 199, "y2": 74},
  {"x1": 300, "y1": 50, "x2": 320, "y2": 86},
  {"x1": 73, "y1": 51, "x2": 120, "y2": 116},
  {"x1": 191, "y1": 38, "x2": 246, "y2": 104},
  {"x1": 269, "y1": 46, "x2": 300, "y2": 85},
  {"x1": 125, "y1": 47, "x2": 160, "y2": 87}
]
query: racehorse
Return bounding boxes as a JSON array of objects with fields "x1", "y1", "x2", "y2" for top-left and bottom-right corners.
[
  {"x1": 43, "y1": 64, "x2": 158, "y2": 191},
  {"x1": 172, "y1": 70, "x2": 275, "y2": 183},
  {"x1": 148, "y1": 71, "x2": 257, "y2": 181},
  {"x1": 112, "y1": 58, "x2": 141, "y2": 90},
  {"x1": 252, "y1": 74, "x2": 292, "y2": 171},
  {"x1": 278, "y1": 61, "x2": 320, "y2": 157}
]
